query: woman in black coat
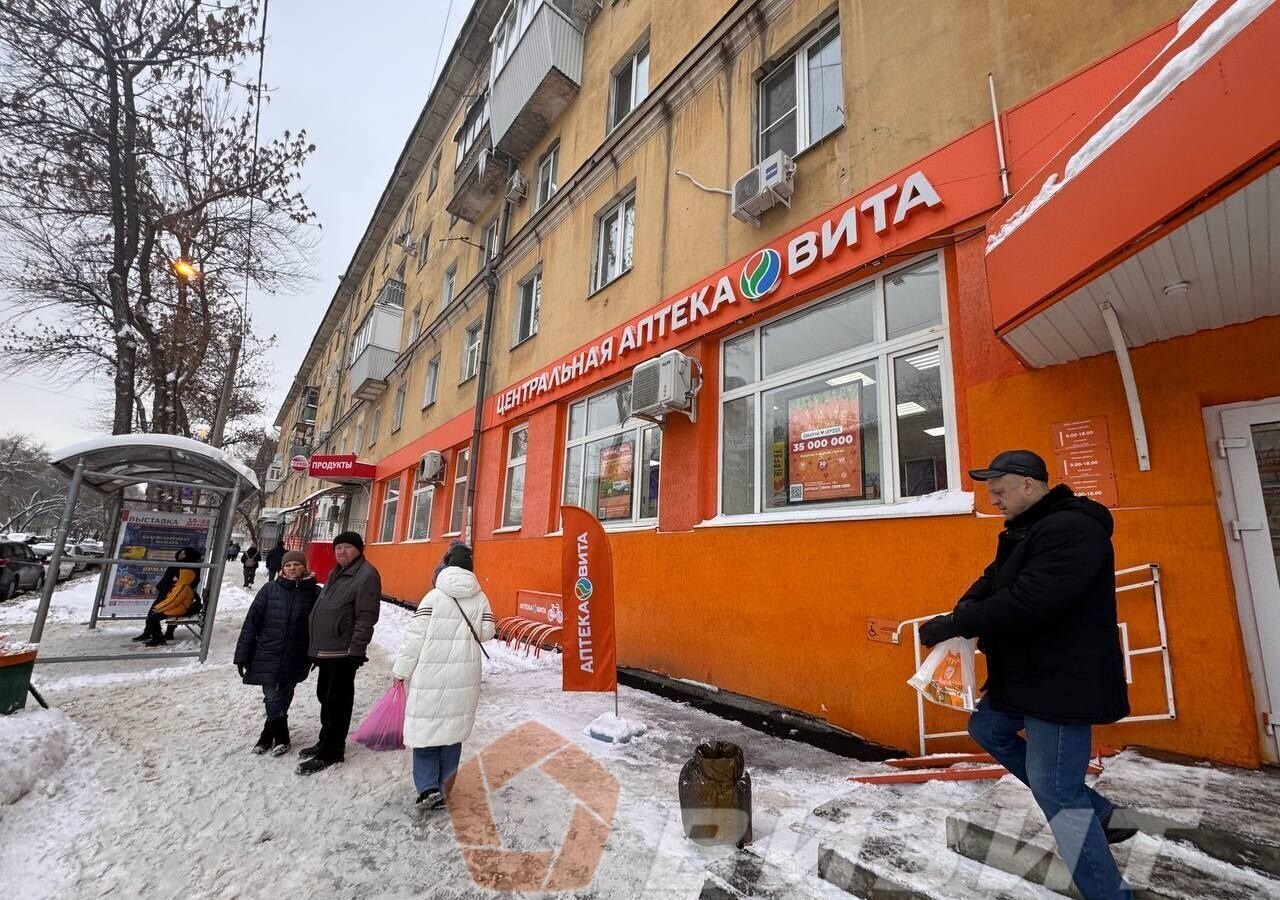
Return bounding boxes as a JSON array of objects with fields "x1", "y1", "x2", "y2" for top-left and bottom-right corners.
[{"x1": 234, "y1": 550, "x2": 319, "y2": 756}]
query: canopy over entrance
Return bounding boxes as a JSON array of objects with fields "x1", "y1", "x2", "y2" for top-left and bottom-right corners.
[{"x1": 29, "y1": 435, "x2": 258, "y2": 664}]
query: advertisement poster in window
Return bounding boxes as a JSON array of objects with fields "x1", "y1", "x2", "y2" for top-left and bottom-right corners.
[
  {"x1": 105, "y1": 510, "x2": 214, "y2": 616},
  {"x1": 786, "y1": 384, "x2": 863, "y2": 503},
  {"x1": 596, "y1": 440, "x2": 635, "y2": 520}
]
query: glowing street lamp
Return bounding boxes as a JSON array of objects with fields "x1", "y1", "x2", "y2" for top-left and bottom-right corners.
[{"x1": 172, "y1": 258, "x2": 201, "y2": 280}]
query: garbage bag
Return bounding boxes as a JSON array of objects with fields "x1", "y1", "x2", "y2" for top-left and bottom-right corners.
[
  {"x1": 678, "y1": 741, "x2": 753, "y2": 848},
  {"x1": 352, "y1": 680, "x2": 406, "y2": 751},
  {"x1": 907, "y1": 637, "x2": 978, "y2": 711}
]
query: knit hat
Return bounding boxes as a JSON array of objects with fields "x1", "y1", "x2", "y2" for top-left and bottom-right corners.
[
  {"x1": 282, "y1": 550, "x2": 307, "y2": 567},
  {"x1": 444, "y1": 543, "x2": 473, "y2": 572},
  {"x1": 333, "y1": 531, "x2": 364, "y2": 552}
]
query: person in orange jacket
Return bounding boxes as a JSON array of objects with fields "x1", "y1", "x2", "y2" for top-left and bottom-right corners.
[{"x1": 133, "y1": 547, "x2": 201, "y2": 647}]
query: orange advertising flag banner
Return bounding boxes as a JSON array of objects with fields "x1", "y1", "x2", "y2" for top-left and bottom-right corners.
[{"x1": 560, "y1": 506, "x2": 618, "y2": 693}]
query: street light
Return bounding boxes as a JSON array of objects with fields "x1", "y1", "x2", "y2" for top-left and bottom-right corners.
[{"x1": 172, "y1": 258, "x2": 201, "y2": 280}]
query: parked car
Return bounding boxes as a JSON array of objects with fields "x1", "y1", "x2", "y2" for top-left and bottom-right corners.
[{"x1": 0, "y1": 540, "x2": 44, "y2": 600}]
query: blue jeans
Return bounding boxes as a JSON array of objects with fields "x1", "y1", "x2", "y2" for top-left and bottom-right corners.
[
  {"x1": 968, "y1": 698, "x2": 1132, "y2": 900},
  {"x1": 412, "y1": 743, "x2": 462, "y2": 795},
  {"x1": 262, "y1": 683, "x2": 295, "y2": 721}
]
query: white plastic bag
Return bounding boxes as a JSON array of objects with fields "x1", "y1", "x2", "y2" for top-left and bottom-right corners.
[{"x1": 907, "y1": 637, "x2": 977, "y2": 711}]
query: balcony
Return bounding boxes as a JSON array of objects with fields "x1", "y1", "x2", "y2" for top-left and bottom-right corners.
[
  {"x1": 373, "y1": 278, "x2": 405, "y2": 308},
  {"x1": 348, "y1": 300, "x2": 403, "y2": 402},
  {"x1": 446, "y1": 121, "x2": 506, "y2": 223},
  {"x1": 490, "y1": 1, "x2": 584, "y2": 162}
]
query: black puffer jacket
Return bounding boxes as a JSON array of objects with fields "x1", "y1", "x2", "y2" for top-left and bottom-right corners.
[
  {"x1": 234, "y1": 575, "x2": 320, "y2": 687},
  {"x1": 951, "y1": 484, "x2": 1129, "y2": 725}
]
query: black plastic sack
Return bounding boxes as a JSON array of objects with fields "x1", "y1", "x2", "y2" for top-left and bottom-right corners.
[{"x1": 678, "y1": 741, "x2": 753, "y2": 848}]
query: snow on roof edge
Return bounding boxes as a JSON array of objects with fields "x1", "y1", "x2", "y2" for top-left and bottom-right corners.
[{"x1": 49, "y1": 434, "x2": 260, "y2": 491}]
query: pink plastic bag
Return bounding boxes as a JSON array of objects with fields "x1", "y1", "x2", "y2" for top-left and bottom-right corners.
[{"x1": 352, "y1": 681, "x2": 407, "y2": 751}]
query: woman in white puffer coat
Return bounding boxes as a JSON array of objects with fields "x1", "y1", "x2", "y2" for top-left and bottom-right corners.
[{"x1": 392, "y1": 544, "x2": 495, "y2": 808}]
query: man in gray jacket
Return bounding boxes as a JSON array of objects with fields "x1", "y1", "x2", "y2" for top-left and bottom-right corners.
[{"x1": 297, "y1": 531, "x2": 381, "y2": 775}]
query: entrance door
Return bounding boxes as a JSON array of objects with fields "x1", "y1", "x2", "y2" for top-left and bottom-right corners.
[{"x1": 1209, "y1": 400, "x2": 1280, "y2": 764}]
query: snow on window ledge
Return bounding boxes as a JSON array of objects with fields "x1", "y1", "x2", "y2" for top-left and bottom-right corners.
[
  {"x1": 697, "y1": 490, "x2": 975, "y2": 529},
  {"x1": 492, "y1": 526, "x2": 521, "y2": 535}
]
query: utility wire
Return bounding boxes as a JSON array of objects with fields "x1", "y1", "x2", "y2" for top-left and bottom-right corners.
[
  {"x1": 238, "y1": 0, "x2": 271, "y2": 335},
  {"x1": 429, "y1": 0, "x2": 458, "y2": 87}
]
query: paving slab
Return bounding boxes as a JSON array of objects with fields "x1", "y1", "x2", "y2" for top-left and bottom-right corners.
[{"x1": 700, "y1": 849, "x2": 856, "y2": 900}]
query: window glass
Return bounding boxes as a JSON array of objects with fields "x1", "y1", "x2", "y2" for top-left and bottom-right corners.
[
  {"x1": 515, "y1": 274, "x2": 540, "y2": 345},
  {"x1": 762, "y1": 283, "x2": 874, "y2": 378},
  {"x1": 408, "y1": 485, "x2": 433, "y2": 540},
  {"x1": 587, "y1": 383, "x2": 631, "y2": 433},
  {"x1": 564, "y1": 383, "x2": 657, "y2": 524},
  {"x1": 761, "y1": 65, "x2": 798, "y2": 159},
  {"x1": 723, "y1": 333, "x2": 756, "y2": 390},
  {"x1": 379, "y1": 480, "x2": 400, "y2": 542},
  {"x1": 894, "y1": 350, "x2": 948, "y2": 497},
  {"x1": 634, "y1": 45, "x2": 650, "y2": 106},
  {"x1": 721, "y1": 396, "x2": 755, "y2": 515},
  {"x1": 640, "y1": 426, "x2": 661, "y2": 520},
  {"x1": 885, "y1": 257, "x2": 942, "y2": 339},
  {"x1": 423, "y1": 355, "x2": 440, "y2": 407},
  {"x1": 612, "y1": 63, "x2": 633, "y2": 128},
  {"x1": 568, "y1": 401, "x2": 586, "y2": 440},
  {"x1": 562, "y1": 444, "x2": 583, "y2": 506},
  {"x1": 584, "y1": 433, "x2": 637, "y2": 522},
  {"x1": 807, "y1": 27, "x2": 843, "y2": 144},
  {"x1": 758, "y1": 23, "x2": 842, "y2": 159},
  {"x1": 503, "y1": 426, "x2": 528, "y2": 528},
  {"x1": 449, "y1": 448, "x2": 470, "y2": 534}
]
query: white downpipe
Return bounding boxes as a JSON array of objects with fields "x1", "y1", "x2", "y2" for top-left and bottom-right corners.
[{"x1": 1099, "y1": 301, "x2": 1152, "y2": 471}]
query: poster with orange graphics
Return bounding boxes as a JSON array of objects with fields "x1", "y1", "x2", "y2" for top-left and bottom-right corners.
[{"x1": 786, "y1": 383, "x2": 863, "y2": 503}]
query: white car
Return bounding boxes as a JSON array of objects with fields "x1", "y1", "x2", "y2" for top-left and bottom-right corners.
[{"x1": 32, "y1": 542, "x2": 78, "y2": 580}]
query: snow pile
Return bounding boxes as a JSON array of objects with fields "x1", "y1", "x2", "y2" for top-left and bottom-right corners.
[
  {"x1": 0, "y1": 636, "x2": 38, "y2": 655},
  {"x1": 0, "y1": 575, "x2": 99, "y2": 627},
  {"x1": 986, "y1": 0, "x2": 1274, "y2": 253},
  {"x1": 484, "y1": 636, "x2": 562, "y2": 676},
  {"x1": 0, "y1": 708, "x2": 75, "y2": 805},
  {"x1": 584, "y1": 712, "x2": 648, "y2": 744}
]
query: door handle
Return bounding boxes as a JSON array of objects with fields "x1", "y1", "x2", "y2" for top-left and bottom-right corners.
[{"x1": 1231, "y1": 520, "x2": 1264, "y2": 541}]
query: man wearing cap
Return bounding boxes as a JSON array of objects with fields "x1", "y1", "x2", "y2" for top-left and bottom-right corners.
[
  {"x1": 920, "y1": 450, "x2": 1132, "y2": 900},
  {"x1": 298, "y1": 531, "x2": 382, "y2": 775}
]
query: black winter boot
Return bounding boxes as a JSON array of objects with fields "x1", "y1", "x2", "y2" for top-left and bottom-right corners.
[
  {"x1": 252, "y1": 721, "x2": 273, "y2": 755},
  {"x1": 269, "y1": 717, "x2": 291, "y2": 757}
]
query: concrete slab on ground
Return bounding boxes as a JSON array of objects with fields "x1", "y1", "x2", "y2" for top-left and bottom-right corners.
[{"x1": 700, "y1": 849, "x2": 853, "y2": 899}]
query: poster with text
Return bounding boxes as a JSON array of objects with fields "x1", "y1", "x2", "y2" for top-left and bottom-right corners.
[
  {"x1": 595, "y1": 440, "x2": 635, "y2": 520},
  {"x1": 786, "y1": 383, "x2": 863, "y2": 503},
  {"x1": 104, "y1": 510, "x2": 214, "y2": 616}
]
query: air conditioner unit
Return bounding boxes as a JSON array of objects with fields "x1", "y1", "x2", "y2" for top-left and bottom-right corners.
[
  {"x1": 731, "y1": 150, "x2": 796, "y2": 226},
  {"x1": 417, "y1": 450, "x2": 445, "y2": 483},
  {"x1": 400, "y1": 233, "x2": 418, "y2": 254},
  {"x1": 506, "y1": 170, "x2": 528, "y2": 204},
  {"x1": 631, "y1": 349, "x2": 696, "y2": 420}
]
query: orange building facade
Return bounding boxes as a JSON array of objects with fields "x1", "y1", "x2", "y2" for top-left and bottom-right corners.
[{"x1": 269, "y1": 0, "x2": 1280, "y2": 768}]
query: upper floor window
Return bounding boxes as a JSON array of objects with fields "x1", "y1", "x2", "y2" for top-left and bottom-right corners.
[
  {"x1": 428, "y1": 153, "x2": 441, "y2": 196},
  {"x1": 408, "y1": 305, "x2": 422, "y2": 346},
  {"x1": 417, "y1": 226, "x2": 431, "y2": 271},
  {"x1": 353, "y1": 412, "x2": 365, "y2": 452},
  {"x1": 391, "y1": 385, "x2": 406, "y2": 433},
  {"x1": 535, "y1": 143, "x2": 558, "y2": 210},
  {"x1": 442, "y1": 264, "x2": 457, "y2": 307},
  {"x1": 461, "y1": 322, "x2": 482, "y2": 381},
  {"x1": 562, "y1": 382, "x2": 661, "y2": 525},
  {"x1": 368, "y1": 404, "x2": 382, "y2": 448},
  {"x1": 610, "y1": 42, "x2": 650, "y2": 131},
  {"x1": 400, "y1": 196, "x2": 416, "y2": 237},
  {"x1": 719, "y1": 255, "x2": 951, "y2": 518},
  {"x1": 481, "y1": 218, "x2": 499, "y2": 264},
  {"x1": 422, "y1": 354, "x2": 441, "y2": 408},
  {"x1": 300, "y1": 387, "x2": 319, "y2": 424},
  {"x1": 513, "y1": 271, "x2": 541, "y2": 346},
  {"x1": 759, "y1": 21, "x2": 842, "y2": 160},
  {"x1": 502, "y1": 425, "x2": 529, "y2": 528},
  {"x1": 383, "y1": 240, "x2": 392, "y2": 269},
  {"x1": 593, "y1": 193, "x2": 635, "y2": 291},
  {"x1": 455, "y1": 91, "x2": 490, "y2": 170}
]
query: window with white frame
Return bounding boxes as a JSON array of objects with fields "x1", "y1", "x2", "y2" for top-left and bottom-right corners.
[
  {"x1": 461, "y1": 322, "x2": 482, "y2": 381},
  {"x1": 535, "y1": 143, "x2": 558, "y2": 210},
  {"x1": 383, "y1": 240, "x2": 392, "y2": 268},
  {"x1": 378, "y1": 478, "x2": 400, "y2": 542},
  {"x1": 442, "y1": 264, "x2": 457, "y2": 307},
  {"x1": 610, "y1": 42, "x2": 650, "y2": 131},
  {"x1": 422, "y1": 354, "x2": 441, "y2": 407},
  {"x1": 400, "y1": 196, "x2": 416, "y2": 237},
  {"x1": 448, "y1": 447, "x2": 470, "y2": 534},
  {"x1": 428, "y1": 153, "x2": 440, "y2": 196},
  {"x1": 408, "y1": 305, "x2": 422, "y2": 346},
  {"x1": 353, "y1": 413, "x2": 365, "y2": 452},
  {"x1": 502, "y1": 425, "x2": 529, "y2": 528},
  {"x1": 759, "y1": 21, "x2": 842, "y2": 160},
  {"x1": 481, "y1": 218, "x2": 499, "y2": 263},
  {"x1": 455, "y1": 91, "x2": 490, "y2": 170},
  {"x1": 391, "y1": 385, "x2": 406, "y2": 433},
  {"x1": 593, "y1": 193, "x2": 635, "y2": 291},
  {"x1": 368, "y1": 405, "x2": 381, "y2": 447},
  {"x1": 563, "y1": 382, "x2": 661, "y2": 524},
  {"x1": 408, "y1": 480, "x2": 433, "y2": 541},
  {"x1": 719, "y1": 255, "x2": 950, "y2": 517},
  {"x1": 513, "y1": 272, "x2": 540, "y2": 346},
  {"x1": 417, "y1": 226, "x2": 431, "y2": 270}
]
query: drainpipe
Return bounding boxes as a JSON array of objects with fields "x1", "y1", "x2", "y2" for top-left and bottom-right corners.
[{"x1": 463, "y1": 165, "x2": 515, "y2": 546}]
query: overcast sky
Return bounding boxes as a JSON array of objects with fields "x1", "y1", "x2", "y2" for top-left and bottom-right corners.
[{"x1": 0, "y1": 0, "x2": 471, "y2": 450}]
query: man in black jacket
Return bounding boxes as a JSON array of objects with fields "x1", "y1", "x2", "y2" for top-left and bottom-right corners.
[
  {"x1": 264, "y1": 540, "x2": 286, "y2": 583},
  {"x1": 920, "y1": 450, "x2": 1133, "y2": 900}
]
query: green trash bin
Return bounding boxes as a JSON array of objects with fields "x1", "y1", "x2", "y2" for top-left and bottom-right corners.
[{"x1": 0, "y1": 649, "x2": 37, "y2": 715}]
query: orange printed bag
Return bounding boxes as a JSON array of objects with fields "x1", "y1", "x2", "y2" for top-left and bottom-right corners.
[{"x1": 907, "y1": 637, "x2": 977, "y2": 711}]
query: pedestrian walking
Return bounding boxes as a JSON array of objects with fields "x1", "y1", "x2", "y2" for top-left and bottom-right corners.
[
  {"x1": 919, "y1": 450, "x2": 1133, "y2": 900},
  {"x1": 265, "y1": 540, "x2": 286, "y2": 583},
  {"x1": 226, "y1": 541, "x2": 241, "y2": 563},
  {"x1": 132, "y1": 547, "x2": 202, "y2": 647},
  {"x1": 240, "y1": 545, "x2": 260, "y2": 588},
  {"x1": 392, "y1": 543, "x2": 495, "y2": 809},
  {"x1": 234, "y1": 550, "x2": 319, "y2": 757},
  {"x1": 297, "y1": 531, "x2": 381, "y2": 775}
]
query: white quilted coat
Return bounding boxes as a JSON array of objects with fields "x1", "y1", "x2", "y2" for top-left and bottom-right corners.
[{"x1": 392, "y1": 567, "x2": 496, "y2": 748}]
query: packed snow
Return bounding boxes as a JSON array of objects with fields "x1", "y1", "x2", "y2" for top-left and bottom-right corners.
[
  {"x1": 585, "y1": 712, "x2": 650, "y2": 744},
  {"x1": 0, "y1": 708, "x2": 75, "y2": 805}
]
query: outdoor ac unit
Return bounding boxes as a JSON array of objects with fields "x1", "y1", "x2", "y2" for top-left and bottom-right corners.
[
  {"x1": 417, "y1": 450, "x2": 445, "y2": 483},
  {"x1": 506, "y1": 170, "x2": 528, "y2": 204},
  {"x1": 731, "y1": 150, "x2": 796, "y2": 226},
  {"x1": 400, "y1": 233, "x2": 418, "y2": 254},
  {"x1": 631, "y1": 350, "x2": 696, "y2": 419}
]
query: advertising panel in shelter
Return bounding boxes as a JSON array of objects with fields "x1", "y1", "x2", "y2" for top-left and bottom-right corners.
[{"x1": 105, "y1": 510, "x2": 213, "y2": 617}]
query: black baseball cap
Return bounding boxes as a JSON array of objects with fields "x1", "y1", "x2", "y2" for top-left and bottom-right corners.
[{"x1": 968, "y1": 449, "x2": 1050, "y2": 482}]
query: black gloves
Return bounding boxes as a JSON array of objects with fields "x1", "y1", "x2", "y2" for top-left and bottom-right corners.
[
  {"x1": 349, "y1": 655, "x2": 367, "y2": 669},
  {"x1": 236, "y1": 663, "x2": 248, "y2": 678},
  {"x1": 919, "y1": 614, "x2": 959, "y2": 648}
]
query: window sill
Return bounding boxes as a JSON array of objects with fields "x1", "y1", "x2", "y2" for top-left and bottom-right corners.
[
  {"x1": 698, "y1": 490, "x2": 975, "y2": 529},
  {"x1": 510, "y1": 332, "x2": 538, "y2": 351},
  {"x1": 459, "y1": 374, "x2": 477, "y2": 386},
  {"x1": 401, "y1": 538, "x2": 433, "y2": 544},
  {"x1": 442, "y1": 531, "x2": 462, "y2": 539},
  {"x1": 492, "y1": 526, "x2": 521, "y2": 535},
  {"x1": 587, "y1": 265, "x2": 632, "y2": 301},
  {"x1": 420, "y1": 401, "x2": 436, "y2": 411}
]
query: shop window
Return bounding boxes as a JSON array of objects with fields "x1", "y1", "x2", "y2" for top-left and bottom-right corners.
[
  {"x1": 448, "y1": 447, "x2": 470, "y2": 535},
  {"x1": 759, "y1": 21, "x2": 842, "y2": 160},
  {"x1": 408, "y1": 482, "x2": 433, "y2": 541},
  {"x1": 513, "y1": 271, "x2": 540, "y2": 347},
  {"x1": 461, "y1": 322, "x2": 482, "y2": 381},
  {"x1": 379, "y1": 478, "x2": 400, "y2": 543},
  {"x1": 593, "y1": 193, "x2": 635, "y2": 291},
  {"x1": 563, "y1": 382, "x2": 661, "y2": 525},
  {"x1": 536, "y1": 143, "x2": 558, "y2": 210},
  {"x1": 502, "y1": 425, "x2": 529, "y2": 528},
  {"x1": 610, "y1": 41, "x2": 650, "y2": 132},
  {"x1": 719, "y1": 255, "x2": 950, "y2": 516},
  {"x1": 422, "y1": 354, "x2": 441, "y2": 408},
  {"x1": 391, "y1": 385, "x2": 406, "y2": 433}
]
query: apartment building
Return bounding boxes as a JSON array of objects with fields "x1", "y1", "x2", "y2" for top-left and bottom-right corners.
[{"x1": 265, "y1": 0, "x2": 1280, "y2": 767}]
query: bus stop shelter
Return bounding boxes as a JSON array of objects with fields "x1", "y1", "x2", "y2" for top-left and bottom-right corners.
[{"x1": 28, "y1": 435, "x2": 259, "y2": 664}]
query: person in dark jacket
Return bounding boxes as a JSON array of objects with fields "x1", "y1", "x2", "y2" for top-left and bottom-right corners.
[
  {"x1": 235, "y1": 550, "x2": 319, "y2": 756},
  {"x1": 265, "y1": 540, "x2": 286, "y2": 583},
  {"x1": 240, "y1": 545, "x2": 260, "y2": 588},
  {"x1": 920, "y1": 450, "x2": 1133, "y2": 900},
  {"x1": 131, "y1": 547, "x2": 201, "y2": 647},
  {"x1": 297, "y1": 531, "x2": 381, "y2": 775}
]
